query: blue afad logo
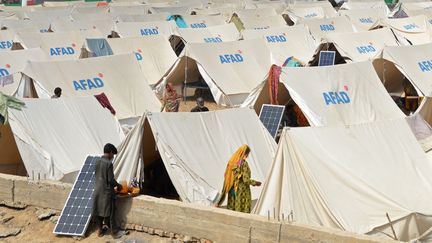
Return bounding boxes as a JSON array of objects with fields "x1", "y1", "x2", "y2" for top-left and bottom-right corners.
[
  {"x1": 50, "y1": 47, "x2": 75, "y2": 56},
  {"x1": 190, "y1": 23, "x2": 207, "y2": 28},
  {"x1": 73, "y1": 77, "x2": 104, "y2": 91},
  {"x1": 203, "y1": 37, "x2": 222, "y2": 43},
  {"x1": 323, "y1": 91, "x2": 350, "y2": 105},
  {"x1": 135, "y1": 52, "x2": 143, "y2": 61},
  {"x1": 418, "y1": 60, "x2": 432, "y2": 72},
  {"x1": 140, "y1": 28, "x2": 158, "y2": 36},
  {"x1": 320, "y1": 24, "x2": 335, "y2": 31},
  {"x1": 0, "y1": 41, "x2": 12, "y2": 49},
  {"x1": 359, "y1": 18, "x2": 373, "y2": 24},
  {"x1": 219, "y1": 54, "x2": 244, "y2": 64},
  {"x1": 403, "y1": 24, "x2": 419, "y2": 30},
  {"x1": 0, "y1": 68, "x2": 9, "y2": 77},
  {"x1": 266, "y1": 35, "x2": 286, "y2": 43},
  {"x1": 357, "y1": 45, "x2": 376, "y2": 54},
  {"x1": 304, "y1": 13, "x2": 317, "y2": 18}
]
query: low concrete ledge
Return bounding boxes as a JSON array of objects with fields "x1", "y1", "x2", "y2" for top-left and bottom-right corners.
[{"x1": 0, "y1": 173, "x2": 397, "y2": 242}]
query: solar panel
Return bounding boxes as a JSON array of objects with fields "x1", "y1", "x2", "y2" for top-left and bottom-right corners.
[
  {"x1": 318, "y1": 51, "x2": 335, "y2": 66},
  {"x1": 259, "y1": 104, "x2": 285, "y2": 138},
  {"x1": 54, "y1": 156, "x2": 97, "y2": 236}
]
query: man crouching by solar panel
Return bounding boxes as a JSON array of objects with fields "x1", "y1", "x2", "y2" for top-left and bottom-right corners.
[{"x1": 93, "y1": 143, "x2": 127, "y2": 239}]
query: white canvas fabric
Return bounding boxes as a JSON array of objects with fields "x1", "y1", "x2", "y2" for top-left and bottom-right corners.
[
  {"x1": 71, "y1": 6, "x2": 110, "y2": 15},
  {"x1": 286, "y1": 1, "x2": 337, "y2": 19},
  {"x1": 181, "y1": 15, "x2": 227, "y2": 28},
  {"x1": 106, "y1": 36, "x2": 177, "y2": 85},
  {"x1": 113, "y1": 21, "x2": 175, "y2": 38},
  {"x1": 163, "y1": 38, "x2": 272, "y2": 106},
  {"x1": 402, "y1": 2, "x2": 432, "y2": 16},
  {"x1": 284, "y1": 6, "x2": 327, "y2": 24},
  {"x1": 279, "y1": 61, "x2": 404, "y2": 126},
  {"x1": 14, "y1": 30, "x2": 103, "y2": 60},
  {"x1": 382, "y1": 43, "x2": 432, "y2": 96},
  {"x1": 113, "y1": 108, "x2": 277, "y2": 205},
  {"x1": 239, "y1": 15, "x2": 287, "y2": 30},
  {"x1": 382, "y1": 15, "x2": 432, "y2": 45},
  {"x1": 0, "y1": 30, "x2": 15, "y2": 52},
  {"x1": 116, "y1": 12, "x2": 169, "y2": 22},
  {"x1": 174, "y1": 23, "x2": 239, "y2": 43},
  {"x1": 109, "y1": 5, "x2": 152, "y2": 15},
  {"x1": 50, "y1": 19, "x2": 114, "y2": 36},
  {"x1": 192, "y1": 6, "x2": 234, "y2": 21},
  {"x1": 0, "y1": 48, "x2": 47, "y2": 96},
  {"x1": 339, "y1": 9, "x2": 384, "y2": 31},
  {"x1": 254, "y1": 119, "x2": 432, "y2": 241},
  {"x1": 21, "y1": 54, "x2": 161, "y2": 120},
  {"x1": 234, "y1": 7, "x2": 278, "y2": 19},
  {"x1": 23, "y1": 8, "x2": 72, "y2": 21},
  {"x1": 301, "y1": 16, "x2": 355, "y2": 43},
  {"x1": 242, "y1": 25, "x2": 316, "y2": 65},
  {"x1": 7, "y1": 97, "x2": 124, "y2": 182},
  {"x1": 0, "y1": 19, "x2": 50, "y2": 33},
  {"x1": 340, "y1": 1, "x2": 390, "y2": 16},
  {"x1": 325, "y1": 27, "x2": 399, "y2": 62}
]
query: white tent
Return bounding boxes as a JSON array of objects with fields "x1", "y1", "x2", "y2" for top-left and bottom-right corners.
[
  {"x1": 116, "y1": 12, "x2": 169, "y2": 22},
  {"x1": 0, "y1": 19, "x2": 50, "y2": 33},
  {"x1": 14, "y1": 30, "x2": 103, "y2": 60},
  {"x1": 113, "y1": 108, "x2": 276, "y2": 205},
  {"x1": 339, "y1": 9, "x2": 385, "y2": 31},
  {"x1": 382, "y1": 15, "x2": 432, "y2": 45},
  {"x1": 285, "y1": 1, "x2": 337, "y2": 23},
  {"x1": 23, "y1": 8, "x2": 72, "y2": 21},
  {"x1": 301, "y1": 16, "x2": 355, "y2": 43},
  {"x1": 0, "y1": 30, "x2": 15, "y2": 52},
  {"x1": 105, "y1": 36, "x2": 177, "y2": 85},
  {"x1": 181, "y1": 15, "x2": 227, "y2": 28},
  {"x1": 242, "y1": 25, "x2": 316, "y2": 65},
  {"x1": 20, "y1": 54, "x2": 161, "y2": 121},
  {"x1": 162, "y1": 38, "x2": 272, "y2": 106},
  {"x1": 237, "y1": 15, "x2": 287, "y2": 30},
  {"x1": 243, "y1": 61, "x2": 404, "y2": 126},
  {"x1": 0, "y1": 48, "x2": 47, "y2": 96},
  {"x1": 401, "y1": 2, "x2": 432, "y2": 16},
  {"x1": 382, "y1": 43, "x2": 432, "y2": 97},
  {"x1": 173, "y1": 23, "x2": 239, "y2": 43},
  {"x1": 109, "y1": 5, "x2": 152, "y2": 15},
  {"x1": 340, "y1": 1, "x2": 390, "y2": 16},
  {"x1": 1, "y1": 97, "x2": 124, "y2": 182},
  {"x1": 50, "y1": 19, "x2": 114, "y2": 37},
  {"x1": 234, "y1": 7, "x2": 278, "y2": 19},
  {"x1": 113, "y1": 21, "x2": 175, "y2": 38},
  {"x1": 254, "y1": 119, "x2": 432, "y2": 241},
  {"x1": 325, "y1": 28, "x2": 399, "y2": 62}
]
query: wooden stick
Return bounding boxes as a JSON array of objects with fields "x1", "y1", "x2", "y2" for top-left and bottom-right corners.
[{"x1": 386, "y1": 212, "x2": 398, "y2": 241}]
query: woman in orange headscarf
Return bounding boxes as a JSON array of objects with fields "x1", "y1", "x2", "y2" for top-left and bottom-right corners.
[
  {"x1": 162, "y1": 83, "x2": 181, "y2": 112},
  {"x1": 217, "y1": 145, "x2": 261, "y2": 213}
]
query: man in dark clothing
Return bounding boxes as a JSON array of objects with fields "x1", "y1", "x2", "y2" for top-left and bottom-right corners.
[
  {"x1": 191, "y1": 97, "x2": 209, "y2": 112},
  {"x1": 93, "y1": 143, "x2": 123, "y2": 238}
]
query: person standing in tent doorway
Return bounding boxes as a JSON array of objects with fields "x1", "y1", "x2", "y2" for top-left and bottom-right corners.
[
  {"x1": 93, "y1": 143, "x2": 126, "y2": 239},
  {"x1": 217, "y1": 145, "x2": 261, "y2": 213},
  {"x1": 191, "y1": 97, "x2": 209, "y2": 112},
  {"x1": 162, "y1": 83, "x2": 181, "y2": 112},
  {"x1": 51, "y1": 87, "x2": 62, "y2": 99}
]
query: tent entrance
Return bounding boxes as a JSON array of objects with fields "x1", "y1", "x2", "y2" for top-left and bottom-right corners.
[{"x1": 0, "y1": 124, "x2": 27, "y2": 176}]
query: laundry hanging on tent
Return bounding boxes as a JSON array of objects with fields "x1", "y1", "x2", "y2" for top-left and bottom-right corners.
[
  {"x1": 94, "y1": 92, "x2": 116, "y2": 115},
  {"x1": 86, "y1": 38, "x2": 113, "y2": 57},
  {"x1": 282, "y1": 57, "x2": 303, "y2": 67},
  {"x1": 268, "y1": 65, "x2": 281, "y2": 105},
  {"x1": 0, "y1": 92, "x2": 25, "y2": 125},
  {"x1": 167, "y1": 15, "x2": 188, "y2": 28}
]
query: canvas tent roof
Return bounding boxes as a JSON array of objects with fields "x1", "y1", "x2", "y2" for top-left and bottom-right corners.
[
  {"x1": 237, "y1": 15, "x2": 287, "y2": 30},
  {"x1": 105, "y1": 36, "x2": 177, "y2": 85},
  {"x1": 109, "y1": 5, "x2": 152, "y2": 15},
  {"x1": 325, "y1": 27, "x2": 399, "y2": 62},
  {"x1": 0, "y1": 30, "x2": 15, "y2": 52},
  {"x1": 163, "y1": 38, "x2": 272, "y2": 106},
  {"x1": 113, "y1": 21, "x2": 175, "y2": 38},
  {"x1": 241, "y1": 25, "x2": 316, "y2": 65},
  {"x1": 0, "y1": 48, "x2": 47, "y2": 96},
  {"x1": 301, "y1": 16, "x2": 355, "y2": 43},
  {"x1": 283, "y1": 6, "x2": 327, "y2": 25},
  {"x1": 0, "y1": 19, "x2": 50, "y2": 33},
  {"x1": 286, "y1": 1, "x2": 337, "y2": 19},
  {"x1": 233, "y1": 7, "x2": 278, "y2": 19},
  {"x1": 340, "y1": 1, "x2": 390, "y2": 16},
  {"x1": 401, "y1": 2, "x2": 432, "y2": 16},
  {"x1": 23, "y1": 8, "x2": 72, "y2": 21},
  {"x1": 173, "y1": 23, "x2": 239, "y2": 43},
  {"x1": 50, "y1": 19, "x2": 114, "y2": 36},
  {"x1": 254, "y1": 119, "x2": 432, "y2": 241},
  {"x1": 382, "y1": 15, "x2": 432, "y2": 45},
  {"x1": 116, "y1": 12, "x2": 169, "y2": 22},
  {"x1": 381, "y1": 43, "x2": 432, "y2": 97},
  {"x1": 14, "y1": 30, "x2": 103, "y2": 60},
  {"x1": 181, "y1": 15, "x2": 227, "y2": 28},
  {"x1": 113, "y1": 108, "x2": 276, "y2": 205},
  {"x1": 2, "y1": 97, "x2": 124, "y2": 182},
  {"x1": 339, "y1": 9, "x2": 384, "y2": 31},
  {"x1": 21, "y1": 54, "x2": 161, "y2": 120}
]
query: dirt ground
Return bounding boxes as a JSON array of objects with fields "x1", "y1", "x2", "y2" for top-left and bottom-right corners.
[{"x1": 0, "y1": 206, "x2": 171, "y2": 243}]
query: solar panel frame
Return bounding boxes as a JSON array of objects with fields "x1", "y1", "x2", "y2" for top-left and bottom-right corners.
[
  {"x1": 259, "y1": 104, "x2": 285, "y2": 138},
  {"x1": 318, "y1": 51, "x2": 336, "y2": 66},
  {"x1": 53, "y1": 156, "x2": 98, "y2": 237}
]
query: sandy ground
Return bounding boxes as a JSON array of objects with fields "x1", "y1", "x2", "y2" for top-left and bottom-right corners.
[{"x1": 0, "y1": 206, "x2": 172, "y2": 243}]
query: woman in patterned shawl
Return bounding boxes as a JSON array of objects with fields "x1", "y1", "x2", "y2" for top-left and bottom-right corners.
[
  {"x1": 217, "y1": 145, "x2": 262, "y2": 213},
  {"x1": 162, "y1": 83, "x2": 181, "y2": 112}
]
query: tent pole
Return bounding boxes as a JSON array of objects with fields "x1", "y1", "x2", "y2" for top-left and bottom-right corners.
[
  {"x1": 386, "y1": 212, "x2": 398, "y2": 240},
  {"x1": 184, "y1": 47, "x2": 188, "y2": 104}
]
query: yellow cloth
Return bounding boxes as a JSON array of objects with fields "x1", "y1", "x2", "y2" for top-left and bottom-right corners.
[{"x1": 217, "y1": 144, "x2": 249, "y2": 206}]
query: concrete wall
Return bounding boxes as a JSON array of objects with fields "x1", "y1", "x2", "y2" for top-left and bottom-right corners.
[{"x1": 0, "y1": 173, "x2": 396, "y2": 243}]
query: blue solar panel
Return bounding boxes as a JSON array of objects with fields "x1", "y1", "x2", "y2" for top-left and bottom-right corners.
[
  {"x1": 53, "y1": 156, "x2": 97, "y2": 236},
  {"x1": 318, "y1": 51, "x2": 335, "y2": 66},
  {"x1": 259, "y1": 104, "x2": 285, "y2": 138}
]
